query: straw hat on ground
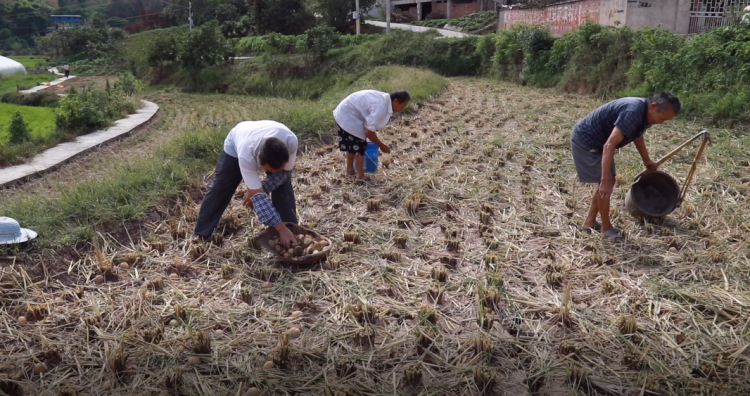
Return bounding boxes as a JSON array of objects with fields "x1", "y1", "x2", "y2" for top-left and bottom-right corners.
[{"x1": 0, "y1": 217, "x2": 38, "y2": 245}]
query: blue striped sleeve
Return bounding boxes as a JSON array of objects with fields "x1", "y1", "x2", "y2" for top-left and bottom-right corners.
[{"x1": 251, "y1": 193, "x2": 281, "y2": 227}]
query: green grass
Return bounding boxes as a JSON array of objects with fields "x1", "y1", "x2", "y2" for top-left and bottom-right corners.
[
  {"x1": 0, "y1": 102, "x2": 56, "y2": 141},
  {"x1": 9, "y1": 55, "x2": 47, "y2": 68},
  {"x1": 0, "y1": 66, "x2": 448, "y2": 247},
  {"x1": 0, "y1": 73, "x2": 58, "y2": 94},
  {"x1": 0, "y1": 102, "x2": 60, "y2": 167}
]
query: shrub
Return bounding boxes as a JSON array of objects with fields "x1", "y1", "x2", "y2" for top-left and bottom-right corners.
[
  {"x1": 1, "y1": 90, "x2": 60, "y2": 107},
  {"x1": 115, "y1": 71, "x2": 143, "y2": 96},
  {"x1": 9, "y1": 111, "x2": 31, "y2": 145},
  {"x1": 55, "y1": 84, "x2": 139, "y2": 133},
  {"x1": 300, "y1": 25, "x2": 339, "y2": 61}
]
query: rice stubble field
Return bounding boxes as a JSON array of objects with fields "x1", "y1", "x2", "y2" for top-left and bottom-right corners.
[{"x1": 1, "y1": 79, "x2": 749, "y2": 396}]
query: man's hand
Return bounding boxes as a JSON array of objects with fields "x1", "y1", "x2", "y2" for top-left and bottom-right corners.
[
  {"x1": 599, "y1": 177, "x2": 615, "y2": 200},
  {"x1": 242, "y1": 190, "x2": 255, "y2": 208},
  {"x1": 643, "y1": 159, "x2": 659, "y2": 173},
  {"x1": 274, "y1": 222, "x2": 295, "y2": 249},
  {"x1": 380, "y1": 144, "x2": 391, "y2": 154}
]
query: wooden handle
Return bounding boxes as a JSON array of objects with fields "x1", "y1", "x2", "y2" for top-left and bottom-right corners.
[{"x1": 634, "y1": 130, "x2": 711, "y2": 181}]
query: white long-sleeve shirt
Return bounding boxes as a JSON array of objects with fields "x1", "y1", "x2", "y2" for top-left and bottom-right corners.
[
  {"x1": 333, "y1": 90, "x2": 393, "y2": 140},
  {"x1": 223, "y1": 120, "x2": 298, "y2": 190}
]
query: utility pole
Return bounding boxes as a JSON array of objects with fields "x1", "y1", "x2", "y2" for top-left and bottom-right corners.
[
  {"x1": 355, "y1": 0, "x2": 360, "y2": 35},
  {"x1": 188, "y1": 1, "x2": 193, "y2": 32},
  {"x1": 386, "y1": 0, "x2": 391, "y2": 33},
  {"x1": 447, "y1": 0, "x2": 451, "y2": 19}
]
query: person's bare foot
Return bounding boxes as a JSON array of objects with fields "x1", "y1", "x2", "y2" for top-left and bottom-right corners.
[{"x1": 356, "y1": 174, "x2": 370, "y2": 183}]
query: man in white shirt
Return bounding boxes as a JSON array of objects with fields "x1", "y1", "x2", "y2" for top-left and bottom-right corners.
[
  {"x1": 333, "y1": 89, "x2": 410, "y2": 181},
  {"x1": 194, "y1": 120, "x2": 298, "y2": 248},
  {"x1": 742, "y1": 5, "x2": 750, "y2": 24}
]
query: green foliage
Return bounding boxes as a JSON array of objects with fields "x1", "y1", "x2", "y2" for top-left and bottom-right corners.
[
  {"x1": 0, "y1": 0, "x2": 53, "y2": 51},
  {"x1": 1, "y1": 90, "x2": 60, "y2": 107},
  {"x1": 412, "y1": 11, "x2": 496, "y2": 32},
  {"x1": 237, "y1": 32, "x2": 379, "y2": 55},
  {"x1": 178, "y1": 20, "x2": 234, "y2": 74},
  {"x1": 55, "y1": 83, "x2": 139, "y2": 133},
  {"x1": 257, "y1": 0, "x2": 315, "y2": 35},
  {"x1": 126, "y1": 26, "x2": 189, "y2": 78},
  {"x1": 8, "y1": 56, "x2": 46, "y2": 68},
  {"x1": 35, "y1": 16, "x2": 127, "y2": 59},
  {"x1": 300, "y1": 25, "x2": 339, "y2": 61},
  {"x1": 315, "y1": 0, "x2": 377, "y2": 32},
  {"x1": 0, "y1": 73, "x2": 58, "y2": 95},
  {"x1": 114, "y1": 71, "x2": 143, "y2": 96},
  {"x1": 334, "y1": 30, "x2": 482, "y2": 77},
  {"x1": 8, "y1": 110, "x2": 30, "y2": 145},
  {"x1": 0, "y1": 102, "x2": 56, "y2": 166}
]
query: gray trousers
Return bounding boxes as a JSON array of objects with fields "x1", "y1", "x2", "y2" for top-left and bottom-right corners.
[{"x1": 194, "y1": 150, "x2": 297, "y2": 237}]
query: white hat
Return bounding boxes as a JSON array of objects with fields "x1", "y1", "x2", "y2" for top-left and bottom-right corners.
[{"x1": 0, "y1": 217, "x2": 38, "y2": 244}]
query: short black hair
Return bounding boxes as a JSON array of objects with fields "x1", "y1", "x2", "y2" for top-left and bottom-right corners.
[
  {"x1": 650, "y1": 91, "x2": 681, "y2": 115},
  {"x1": 390, "y1": 90, "x2": 411, "y2": 103},
  {"x1": 258, "y1": 137, "x2": 289, "y2": 170}
]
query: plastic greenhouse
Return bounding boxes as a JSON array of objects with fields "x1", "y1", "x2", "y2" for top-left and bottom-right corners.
[{"x1": 0, "y1": 56, "x2": 27, "y2": 76}]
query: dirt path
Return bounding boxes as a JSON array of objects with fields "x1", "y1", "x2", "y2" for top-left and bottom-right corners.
[{"x1": 1, "y1": 80, "x2": 748, "y2": 396}]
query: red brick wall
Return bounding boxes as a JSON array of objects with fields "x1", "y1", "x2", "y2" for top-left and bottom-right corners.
[
  {"x1": 409, "y1": 6, "x2": 418, "y2": 20},
  {"x1": 498, "y1": 0, "x2": 601, "y2": 36}
]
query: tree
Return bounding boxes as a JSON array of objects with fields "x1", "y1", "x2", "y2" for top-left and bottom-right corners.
[
  {"x1": 314, "y1": 0, "x2": 376, "y2": 32},
  {"x1": 178, "y1": 20, "x2": 233, "y2": 74},
  {"x1": 301, "y1": 24, "x2": 339, "y2": 61},
  {"x1": 0, "y1": 0, "x2": 53, "y2": 50},
  {"x1": 259, "y1": 0, "x2": 315, "y2": 35},
  {"x1": 9, "y1": 111, "x2": 31, "y2": 145}
]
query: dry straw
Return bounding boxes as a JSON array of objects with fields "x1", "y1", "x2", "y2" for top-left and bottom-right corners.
[{"x1": 1, "y1": 81, "x2": 748, "y2": 395}]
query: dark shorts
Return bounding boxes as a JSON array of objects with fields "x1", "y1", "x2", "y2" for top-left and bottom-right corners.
[
  {"x1": 571, "y1": 135, "x2": 615, "y2": 184},
  {"x1": 337, "y1": 124, "x2": 367, "y2": 156}
]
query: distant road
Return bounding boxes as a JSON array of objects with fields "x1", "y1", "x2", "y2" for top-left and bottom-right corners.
[{"x1": 365, "y1": 20, "x2": 470, "y2": 38}]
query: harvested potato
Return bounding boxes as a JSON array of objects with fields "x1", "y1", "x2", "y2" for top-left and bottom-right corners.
[
  {"x1": 269, "y1": 239, "x2": 277, "y2": 248},
  {"x1": 287, "y1": 248, "x2": 294, "y2": 254},
  {"x1": 284, "y1": 253, "x2": 291, "y2": 259},
  {"x1": 294, "y1": 246, "x2": 304, "y2": 256},
  {"x1": 33, "y1": 363, "x2": 47, "y2": 374},
  {"x1": 274, "y1": 244, "x2": 283, "y2": 253},
  {"x1": 303, "y1": 237, "x2": 313, "y2": 246},
  {"x1": 313, "y1": 250, "x2": 320, "y2": 255}
]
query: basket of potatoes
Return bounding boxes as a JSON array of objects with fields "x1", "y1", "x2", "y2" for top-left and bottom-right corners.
[{"x1": 256, "y1": 223, "x2": 333, "y2": 265}]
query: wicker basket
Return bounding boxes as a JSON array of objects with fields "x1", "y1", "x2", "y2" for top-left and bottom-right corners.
[{"x1": 255, "y1": 223, "x2": 333, "y2": 265}]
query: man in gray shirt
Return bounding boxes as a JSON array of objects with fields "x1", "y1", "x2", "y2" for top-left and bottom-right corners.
[{"x1": 570, "y1": 92, "x2": 681, "y2": 242}]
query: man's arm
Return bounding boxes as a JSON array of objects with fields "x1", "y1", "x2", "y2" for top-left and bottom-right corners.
[
  {"x1": 600, "y1": 127, "x2": 625, "y2": 199},
  {"x1": 243, "y1": 188, "x2": 295, "y2": 247},
  {"x1": 364, "y1": 129, "x2": 390, "y2": 153},
  {"x1": 261, "y1": 171, "x2": 291, "y2": 194},
  {"x1": 634, "y1": 136, "x2": 658, "y2": 171}
]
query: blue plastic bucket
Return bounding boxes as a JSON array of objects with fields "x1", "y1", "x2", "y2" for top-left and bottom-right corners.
[{"x1": 354, "y1": 142, "x2": 379, "y2": 173}]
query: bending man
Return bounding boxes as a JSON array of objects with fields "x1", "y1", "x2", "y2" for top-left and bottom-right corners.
[
  {"x1": 195, "y1": 120, "x2": 298, "y2": 248},
  {"x1": 570, "y1": 92, "x2": 681, "y2": 242}
]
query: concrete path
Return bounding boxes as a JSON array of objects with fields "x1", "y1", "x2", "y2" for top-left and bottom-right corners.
[
  {"x1": 0, "y1": 100, "x2": 159, "y2": 189},
  {"x1": 365, "y1": 20, "x2": 470, "y2": 37},
  {"x1": 19, "y1": 67, "x2": 76, "y2": 94}
]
